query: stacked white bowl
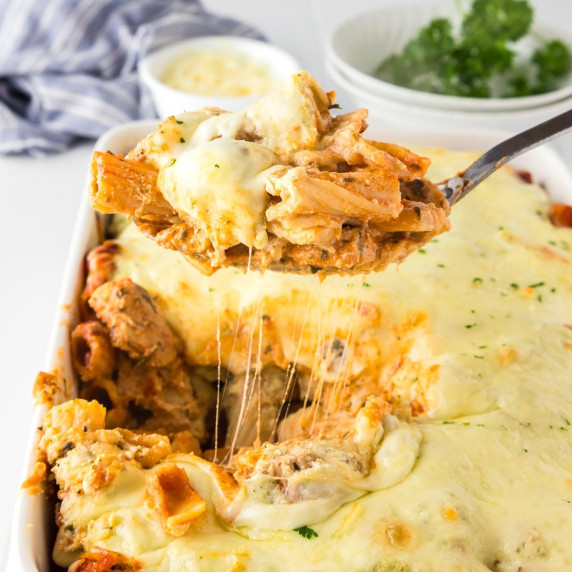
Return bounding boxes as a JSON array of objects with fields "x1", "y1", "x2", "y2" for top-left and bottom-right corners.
[{"x1": 325, "y1": 2, "x2": 572, "y2": 133}]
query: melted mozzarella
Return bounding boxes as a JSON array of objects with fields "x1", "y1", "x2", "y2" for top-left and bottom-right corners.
[{"x1": 160, "y1": 137, "x2": 278, "y2": 251}]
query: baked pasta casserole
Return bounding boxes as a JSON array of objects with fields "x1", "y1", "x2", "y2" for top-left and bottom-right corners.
[{"x1": 24, "y1": 74, "x2": 572, "y2": 571}]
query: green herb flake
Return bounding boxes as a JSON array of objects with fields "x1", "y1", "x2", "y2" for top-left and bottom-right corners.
[
  {"x1": 472, "y1": 277, "x2": 483, "y2": 285},
  {"x1": 214, "y1": 163, "x2": 220, "y2": 168},
  {"x1": 474, "y1": 355, "x2": 484, "y2": 359},
  {"x1": 418, "y1": 248, "x2": 427, "y2": 254},
  {"x1": 528, "y1": 282, "x2": 545, "y2": 289},
  {"x1": 476, "y1": 424, "x2": 485, "y2": 427},
  {"x1": 510, "y1": 283, "x2": 519, "y2": 289},
  {"x1": 465, "y1": 323, "x2": 477, "y2": 329},
  {"x1": 563, "y1": 499, "x2": 571, "y2": 504},
  {"x1": 523, "y1": 448, "x2": 528, "y2": 453},
  {"x1": 294, "y1": 525, "x2": 319, "y2": 539},
  {"x1": 437, "y1": 263, "x2": 446, "y2": 268},
  {"x1": 167, "y1": 158, "x2": 176, "y2": 167},
  {"x1": 442, "y1": 421, "x2": 455, "y2": 425},
  {"x1": 176, "y1": 119, "x2": 184, "y2": 124},
  {"x1": 362, "y1": 282, "x2": 371, "y2": 288},
  {"x1": 180, "y1": 137, "x2": 186, "y2": 143}
]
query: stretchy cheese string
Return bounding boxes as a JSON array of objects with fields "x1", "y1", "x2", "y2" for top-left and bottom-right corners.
[
  {"x1": 270, "y1": 293, "x2": 312, "y2": 441},
  {"x1": 227, "y1": 248, "x2": 261, "y2": 463},
  {"x1": 213, "y1": 308, "x2": 222, "y2": 458}
]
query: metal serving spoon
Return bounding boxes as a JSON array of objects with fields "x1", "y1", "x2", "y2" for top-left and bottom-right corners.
[{"x1": 439, "y1": 108, "x2": 572, "y2": 205}]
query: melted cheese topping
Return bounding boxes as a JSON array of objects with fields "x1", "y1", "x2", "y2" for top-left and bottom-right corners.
[
  {"x1": 161, "y1": 48, "x2": 280, "y2": 96},
  {"x1": 160, "y1": 138, "x2": 277, "y2": 251},
  {"x1": 97, "y1": 148, "x2": 572, "y2": 570}
]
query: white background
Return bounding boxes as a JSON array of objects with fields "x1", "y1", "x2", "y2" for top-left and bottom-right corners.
[{"x1": 1, "y1": 0, "x2": 571, "y2": 568}]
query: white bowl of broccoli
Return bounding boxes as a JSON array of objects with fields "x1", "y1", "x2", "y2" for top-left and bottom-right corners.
[{"x1": 327, "y1": 0, "x2": 572, "y2": 112}]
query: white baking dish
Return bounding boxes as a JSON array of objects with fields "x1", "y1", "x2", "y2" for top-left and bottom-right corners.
[{"x1": 7, "y1": 119, "x2": 572, "y2": 570}]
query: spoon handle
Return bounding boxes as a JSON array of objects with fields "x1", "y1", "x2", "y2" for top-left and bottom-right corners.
[{"x1": 440, "y1": 108, "x2": 572, "y2": 205}]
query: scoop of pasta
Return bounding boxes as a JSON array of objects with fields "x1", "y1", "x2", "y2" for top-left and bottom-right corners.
[{"x1": 91, "y1": 71, "x2": 450, "y2": 275}]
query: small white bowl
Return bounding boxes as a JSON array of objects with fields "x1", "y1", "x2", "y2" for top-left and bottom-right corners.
[
  {"x1": 327, "y1": 59, "x2": 572, "y2": 134},
  {"x1": 139, "y1": 36, "x2": 301, "y2": 118},
  {"x1": 326, "y1": 2, "x2": 572, "y2": 112}
]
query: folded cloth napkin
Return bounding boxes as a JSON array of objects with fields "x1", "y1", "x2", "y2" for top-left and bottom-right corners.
[{"x1": 0, "y1": 0, "x2": 264, "y2": 156}]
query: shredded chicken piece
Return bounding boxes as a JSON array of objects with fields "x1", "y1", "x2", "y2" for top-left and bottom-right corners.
[
  {"x1": 89, "y1": 277, "x2": 182, "y2": 367},
  {"x1": 234, "y1": 396, "x2": 397, "y2": 504}
]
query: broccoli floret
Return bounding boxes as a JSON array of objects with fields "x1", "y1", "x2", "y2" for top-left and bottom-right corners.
[
  {"x1": 461, "y1": 0, "x2": 533, "y2": 44},
  {"x1": 376, "y1": 19, "x2": 456, "y2": 93},
  {"x1": 532, "y1": 39, "x2": 570, "y2": 93}
]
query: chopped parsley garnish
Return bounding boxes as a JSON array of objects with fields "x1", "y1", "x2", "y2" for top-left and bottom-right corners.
[
  {"x1": 465, "y1": 323, "x2": 477, "y2": 329},
  {"x1": 214, "y1": 163, "x2": 220, "y2": 168},
  {"x1": 167, "y1": 158, "x2": 176, "y2": 167},
  {"x1": 180, "y1": 137, "x2": 186, "y2": 143},
  {"x1": 528, "y1": 282, "x2": 545, "y2": 288},
  {"x1": 294, "y1": 525, "x2": 319, "y2": 539},
  {"x1": 510, "y1": 283, "x2": 519, "y2": 289},
  {"x1": 418, "y1": 248, "x2": 427, "y2": 254},
  {"x1": 176, "y1": 119, "x2": 184, "y2": 124},
  {"x1": 472, "y1": 277, "x2": 483, "y2": 285}
]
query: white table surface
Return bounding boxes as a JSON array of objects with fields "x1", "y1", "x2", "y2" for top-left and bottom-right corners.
[{"x1": 2, "y1": 0, "x2": 571, "y2": 568}]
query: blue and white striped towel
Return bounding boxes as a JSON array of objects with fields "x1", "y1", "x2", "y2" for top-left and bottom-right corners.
[{"x1": 0, "y1": 0, "x2": 264, "y2": 156}]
